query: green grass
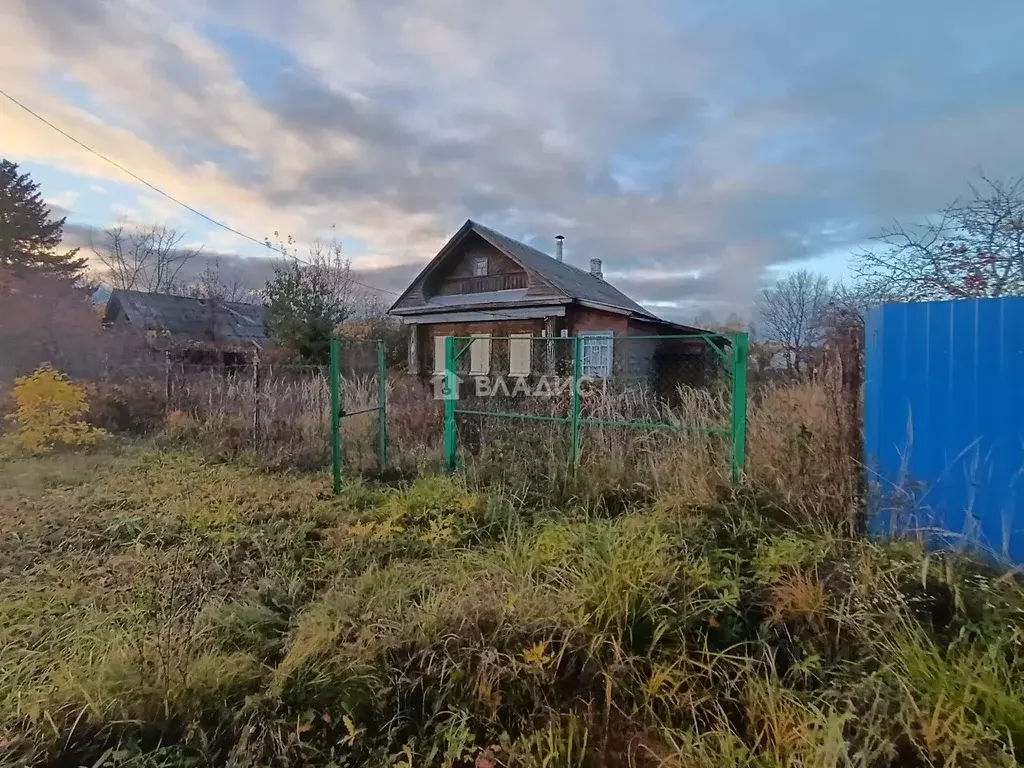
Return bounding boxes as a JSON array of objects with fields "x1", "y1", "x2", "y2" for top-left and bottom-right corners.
[{"x1": 1, "y1": 446, "x2": 1021, "y2": 767}]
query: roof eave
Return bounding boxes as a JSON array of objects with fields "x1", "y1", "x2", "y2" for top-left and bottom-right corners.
[{"x1": 391, "y1": 296, "x2": 572, "y2": 316}]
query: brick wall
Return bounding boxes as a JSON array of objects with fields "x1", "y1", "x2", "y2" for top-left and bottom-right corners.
[{"x1": 567, "y1": 306, "x2": 629, "y2": 335}]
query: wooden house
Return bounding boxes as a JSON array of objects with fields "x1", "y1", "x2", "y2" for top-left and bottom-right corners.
[{"x1": 388, "y1": 220, "x2": 721, "y2": 386}]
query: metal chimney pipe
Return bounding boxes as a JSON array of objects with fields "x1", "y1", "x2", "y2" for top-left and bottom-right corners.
[
  {"x1": 555, "y1": 235, "x2": 564, "y2": 262},
  {"x1": 589, "y1": 258, "x2": 603, "y2": 280}
]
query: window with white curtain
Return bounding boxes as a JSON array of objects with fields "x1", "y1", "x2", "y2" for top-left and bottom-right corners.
[{"x1": 580, "y1": 331, "x2": 613, "y2": 378}]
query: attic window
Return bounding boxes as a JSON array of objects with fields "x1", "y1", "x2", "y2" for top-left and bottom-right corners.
[{"x1": 472, "y1": 256, "x2": 488, "y2": 277}]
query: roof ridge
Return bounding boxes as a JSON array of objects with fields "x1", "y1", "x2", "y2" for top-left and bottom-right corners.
[{"x1": 467, "y1": 220, "x2": 659, "y2": 321}]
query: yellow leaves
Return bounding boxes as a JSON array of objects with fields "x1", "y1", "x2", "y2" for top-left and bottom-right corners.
[
  {"x1": 1, "y1": 364, "x2": 106, "y2": 456},
  {"x1": 522, "y1": 641, "x2": 552, "y2": 668},
  {"x1": 341, "y1": 714, "x2": 365, "y2": 746}
]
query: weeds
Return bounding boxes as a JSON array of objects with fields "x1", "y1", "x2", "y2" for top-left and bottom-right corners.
[{"x1": 1, "y1": 446, "x2": 1021, "y2": 767}]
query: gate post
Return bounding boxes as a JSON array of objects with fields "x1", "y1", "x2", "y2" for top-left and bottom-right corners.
[
  {"x1": 329, "y1": 338, "x2": 342, "y2": 494},
  {"x1": 377, "y1": 340, "x2": 388, "y2": 471},
  {"x1": 443, "y1": 335, "x2": 458, "y2": 471},
  {"x1": 729, "y1": 331, "x2": 749, "y2": 484},
  {"x1": 569, "y1": 335, "x2": 583, "y2": 469}
]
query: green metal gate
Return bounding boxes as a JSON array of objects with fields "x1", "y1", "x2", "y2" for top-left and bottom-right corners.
[
  {"x1": 440, "y1": 332, "x2": 748, "y2": 482},
  {"x1": 328, "y1": 338, "x2": 388, "y2": 493}
]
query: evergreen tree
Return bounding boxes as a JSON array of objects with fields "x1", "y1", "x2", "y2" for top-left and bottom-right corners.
[{"x1": 0, "y1": 159, "x2": 87, "y2": 281}]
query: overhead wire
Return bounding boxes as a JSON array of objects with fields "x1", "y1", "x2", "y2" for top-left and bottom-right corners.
[{"x1": 0, "y1": 87, "x2": 566, "y2": 323}]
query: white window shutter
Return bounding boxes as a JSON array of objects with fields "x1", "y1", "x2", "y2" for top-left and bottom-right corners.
[
  {"x1": 470, "y1": 334, "x2": 491, "y2": 375},
  {"x1": 509, "y1": 333, "x2": 532, "y2": 376},
  {"x1": 433, "y1": 335, "x2": 447, "y2": 374}
]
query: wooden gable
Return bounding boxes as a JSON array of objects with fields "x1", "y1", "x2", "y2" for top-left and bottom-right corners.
[{"x1": 390, "y1": 225, "x2": 565, "y2": 312}]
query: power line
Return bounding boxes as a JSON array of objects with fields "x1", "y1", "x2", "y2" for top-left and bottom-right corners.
[
  {"x1": 0, "y1": 87, "x2": 400, "y2": 298},
  {"x1": 1, "y1": 88, "x2": 544, "y2": 325}
]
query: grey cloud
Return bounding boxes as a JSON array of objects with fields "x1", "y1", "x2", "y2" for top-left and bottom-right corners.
[{"x1": 13, "y1": 0, "x2": 1024, "y2": 315}]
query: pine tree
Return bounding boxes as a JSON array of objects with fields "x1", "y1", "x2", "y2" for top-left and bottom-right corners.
[{"x1": 0, "y1": 159, "x2": 87, "y2": 281}]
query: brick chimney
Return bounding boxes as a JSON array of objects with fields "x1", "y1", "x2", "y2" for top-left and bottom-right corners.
[{"x1": 589, "y1": 258, "x2": 603, "y2": 280}]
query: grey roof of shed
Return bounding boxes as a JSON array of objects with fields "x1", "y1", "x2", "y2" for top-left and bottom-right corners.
[
  {"x1": 469, "y1": 222, "x2": 659, "y2": 320},
  {"x1": 105, "y1": 289, "x2": 270, "y2": 346}
]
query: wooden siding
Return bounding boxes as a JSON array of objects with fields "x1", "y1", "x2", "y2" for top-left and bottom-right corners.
[
  {"x1": 389, "y1": 283, "x2": 427, "y2": 311},
  {"x1": 428, "y1": 238, "x2": 525, "y2": 295},
  {"x1": 394, "y1": 232, "x2": 565, "y2": 314}
]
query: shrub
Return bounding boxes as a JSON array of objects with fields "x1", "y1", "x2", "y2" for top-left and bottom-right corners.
[
  {"x1": 86, "y1": 380, "x2": 167, "y2": 435},
  {"x1": 0, "y1": 364, "x2": 106, "y2": 456}
]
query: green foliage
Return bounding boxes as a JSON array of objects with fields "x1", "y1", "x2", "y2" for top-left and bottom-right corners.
[
  {"x1": 0, "y1": 159, "x2": 87, "y2": 281},
  {"x1": 264, "y1": 260, "x2": 349, "y2": 364}
]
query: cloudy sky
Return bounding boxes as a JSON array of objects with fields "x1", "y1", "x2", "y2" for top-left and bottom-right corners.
[{"x1": 2, "y1": 0, "x2": 1022, "y2": 320}]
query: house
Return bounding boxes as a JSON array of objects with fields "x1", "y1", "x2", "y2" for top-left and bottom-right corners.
[
  {"x1": 388, "y1": 220, "x2": 721, "y2": 386},
  {"x1": 103, "y1": 289, "x2": 271, "y2": 364}
]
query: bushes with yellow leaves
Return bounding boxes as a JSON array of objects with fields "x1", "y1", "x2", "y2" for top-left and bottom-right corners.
[{"x1": 1, "y1": 364, "x2": 107, "y2": 455}]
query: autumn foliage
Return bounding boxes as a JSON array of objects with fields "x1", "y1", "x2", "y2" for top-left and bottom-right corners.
[{"x1": 1, "y1": 365, "x2": 106, "y2": 455}]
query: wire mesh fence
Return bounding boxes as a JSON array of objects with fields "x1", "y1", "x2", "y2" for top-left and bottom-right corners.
[
  {"x1": 326, "y1": 337, "x2": 445, "y2": 487},
  {"x1": 329, "y1": 338, "x2": 386, "y2": 487},
  {"x1": 440, "y1": 333, "x2": 748, "y2": 489},
  {"x1": 2, "y1": 318, "x2": 748, "y2": 495}
]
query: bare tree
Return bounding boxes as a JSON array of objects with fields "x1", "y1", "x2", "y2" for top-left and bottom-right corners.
[
  {"x1": 93, "y1": 223, "x2": 200, "y2": 294},
  {"x1": 817, "y1": 279, "x2": 887, "y2": 334},
  {"x1": 183, "y1": 258, "x2": 261, "y2": 303},
  {"x1": 306, "y1": 237, "x2": 364, "y2": 312},
  {"x1": 757, "y1": 270, "x2": 832, "y2": 374},
  {"x1": 855, "y1": 175, "x2": 1024, "y2": 300}
]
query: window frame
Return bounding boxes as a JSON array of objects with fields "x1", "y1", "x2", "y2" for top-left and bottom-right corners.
[
  {"x1": 580, "y1": 331, "x2": 614, "y2": 379},
  {"x1": 472, "y1": 256, "x2": 488, "y2": 277}
]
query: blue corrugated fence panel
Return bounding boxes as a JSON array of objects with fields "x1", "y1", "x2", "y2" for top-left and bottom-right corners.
[{"x1": 865, "y1": 297, "x2": 1024, "y2": 563}]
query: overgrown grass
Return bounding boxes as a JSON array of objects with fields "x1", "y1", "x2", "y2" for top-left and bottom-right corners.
[{"x1": 1, "y1": 446, "x2": 1021, "y2": 767}]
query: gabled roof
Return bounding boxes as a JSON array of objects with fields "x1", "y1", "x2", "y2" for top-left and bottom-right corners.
[
  {"x1": 105, "y1": 289, "x2": 270, "y2": 347},
  {"x1": 389, "y1": 219, "x2": 660, "y2": 321},
  {"x1": 469, "y1": 222, "x2": 659, "y2": 320}
]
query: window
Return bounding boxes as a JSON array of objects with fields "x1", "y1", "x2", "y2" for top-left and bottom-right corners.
[
  {"x1": 509, "y1": 333, "x2": 532, "y2": 376},
  {"x1": 470, "y1": 333, "x2": 491, "y2": 375},
  {"x1": 581, "y1": 331, "x2": 613, "y2": 378},
  {"x1": 433, "y1": 335, "x2": 448, "y2": 374},
  {"x1": 472, "y1": 256, "x2": 488, "y2": 277}
]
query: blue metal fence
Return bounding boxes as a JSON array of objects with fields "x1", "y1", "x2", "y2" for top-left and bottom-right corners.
[{"x1": 865, "y1": 297, "x2": 1024, "y2": 563}]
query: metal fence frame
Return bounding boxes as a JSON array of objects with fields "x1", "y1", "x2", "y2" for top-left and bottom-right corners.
[
  {"x1": 329, "y1": 338, "x2": 388, "y2": 493},
  {"x1": 441, "y1": 331, "x2": 749, "y2": 482}
]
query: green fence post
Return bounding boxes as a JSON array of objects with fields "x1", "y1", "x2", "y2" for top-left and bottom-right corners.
[
  {"x1": 329, "y1": 338, "x2": 342, "y2": 495},
  {"x1": 730, "y1": 331, "x2": 749, "y2": 484},
  {"x1": 443, "y1": 335, "x2": 458, "y2": 472},
  {"x1": 377, "y1": 340, "x2": 388, "y2": 471},
  {"x1": 569, "y1": 335, "x2": 583, "y2": 469}
]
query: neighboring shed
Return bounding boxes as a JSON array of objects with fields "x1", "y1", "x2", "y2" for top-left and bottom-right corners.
[{"x1": 104, "y1": 289, "x2": 270, "y2": 363}]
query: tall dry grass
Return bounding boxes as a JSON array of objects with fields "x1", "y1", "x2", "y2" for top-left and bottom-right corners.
[
  {"x1": 747, "y1": 364, "x2": 861, "y2": 532},
  {"x1": 448, "y1": 368, "x2": 859, "y2": 526},
  {"x1": 2, "y1": 343, "x2": 860, "y2": 525}
]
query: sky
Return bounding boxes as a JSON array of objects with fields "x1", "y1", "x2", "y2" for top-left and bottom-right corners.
[{"x1": 2, "y1": 0, "x2": 1023, "y2": 322}]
